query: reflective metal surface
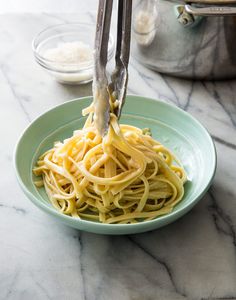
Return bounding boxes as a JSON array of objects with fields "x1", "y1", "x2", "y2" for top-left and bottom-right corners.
[{"x1": 132, "y1": 0, "x2": 236, "y2": 79}]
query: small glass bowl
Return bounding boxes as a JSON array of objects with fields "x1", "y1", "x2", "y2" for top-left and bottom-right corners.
[{"x1": 32, "y1": 23, "x2": 114, "y2": 85}]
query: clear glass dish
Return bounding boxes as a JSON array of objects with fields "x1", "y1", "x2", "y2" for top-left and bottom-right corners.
[{"x1": 32, "y1": 23, "x2": 114, "y2": 85}]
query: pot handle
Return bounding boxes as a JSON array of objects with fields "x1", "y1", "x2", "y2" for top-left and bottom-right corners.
[{"x1": 185, "y1": 4, "x2": 236, "y2": 16}]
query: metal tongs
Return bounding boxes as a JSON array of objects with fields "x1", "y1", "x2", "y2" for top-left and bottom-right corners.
[{"x1": 93, "y1": 0, "x2": 132, "y2": 136}]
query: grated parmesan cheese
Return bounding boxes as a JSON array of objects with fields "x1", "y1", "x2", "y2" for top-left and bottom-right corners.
[
  {"x1": 44, "y1": 41, "x2": 93, "y2": 65},
  {"x1": 43, "y1": 41, "x2": 94, "y2": 84}
]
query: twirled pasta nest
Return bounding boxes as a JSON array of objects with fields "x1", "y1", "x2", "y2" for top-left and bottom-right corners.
[{"x1": 33, "y1": 111, "x2": 186, "y2": 224}]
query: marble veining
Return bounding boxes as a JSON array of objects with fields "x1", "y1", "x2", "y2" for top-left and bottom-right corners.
[{"x1": 0, "y1": 10, "x2": 236, "y2": 300}]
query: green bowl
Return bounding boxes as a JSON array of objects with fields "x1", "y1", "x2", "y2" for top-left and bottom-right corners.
[{"x1": 14, "y1": 95, "x2": 216, "y2": 235}]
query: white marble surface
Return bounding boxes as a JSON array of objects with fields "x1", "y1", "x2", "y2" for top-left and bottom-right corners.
[
  {"x1": 1, "y1": 10, "x2": 236, "y2": 300},
  {"x1": 0, "y1": 0, "x2": 97, "y2": 13}
]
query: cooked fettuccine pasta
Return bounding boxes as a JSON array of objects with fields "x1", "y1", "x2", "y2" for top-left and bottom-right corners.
[{"x1": 33, "y1": 101, "x2": 186, "y2": 224}]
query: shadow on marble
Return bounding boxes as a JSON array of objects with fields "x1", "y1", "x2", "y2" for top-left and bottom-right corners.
[{"x1": 55, "y1": 81, "x2": 93, "y2": 100}]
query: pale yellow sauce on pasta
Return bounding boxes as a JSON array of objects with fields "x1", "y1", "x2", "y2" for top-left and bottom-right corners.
[{"x1": 33, "y1": 101, "x2": 186, "y2": 224}]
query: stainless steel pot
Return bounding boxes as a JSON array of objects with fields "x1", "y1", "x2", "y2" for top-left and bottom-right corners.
[{"x1": 132, "y1": 0, "x2": 236, "y2": 79}]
